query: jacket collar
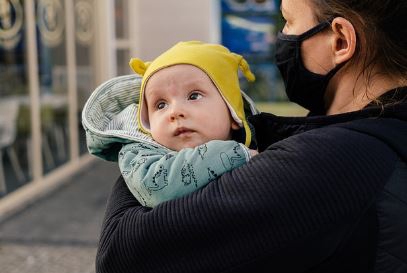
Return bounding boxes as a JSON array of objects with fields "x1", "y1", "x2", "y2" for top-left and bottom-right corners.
[{"x1": 249, "y1": 87, "x2": 407, "y2": 152}]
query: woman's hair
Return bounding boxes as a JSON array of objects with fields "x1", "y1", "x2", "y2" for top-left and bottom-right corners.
[{"x1": 310, "y1": 0, "x2": 407, "y2": 90}]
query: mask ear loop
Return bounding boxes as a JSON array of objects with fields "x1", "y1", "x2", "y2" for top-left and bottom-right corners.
[{"x1": 279, "y1": 19, "x2": 333, "y2": 42}]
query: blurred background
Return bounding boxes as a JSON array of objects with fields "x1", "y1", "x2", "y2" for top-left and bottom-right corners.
[{"x1": 0, "y1": 0, "x2": 306, "y2": 272}]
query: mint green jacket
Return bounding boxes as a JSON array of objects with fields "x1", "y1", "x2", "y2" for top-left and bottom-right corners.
[
  {"x1": 119, "y1": 140, "x2": 250, "y2": 207},
  {"x1": 82, "y1": 75, "x2": 258, "y2": 207}
]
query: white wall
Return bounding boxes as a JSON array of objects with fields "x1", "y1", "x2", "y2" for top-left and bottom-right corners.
[{"x1": 129, "y1": 0, "x2": 220, "y2": 61}]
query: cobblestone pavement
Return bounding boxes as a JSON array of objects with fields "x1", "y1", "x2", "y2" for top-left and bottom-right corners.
[{"x1": 0, "y1": 159, "x2": 120, "y2": 273}]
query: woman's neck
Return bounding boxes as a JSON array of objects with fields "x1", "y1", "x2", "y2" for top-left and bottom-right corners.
[{"x1": 325, "y1": 67, "x2": 402, "y2": 115}]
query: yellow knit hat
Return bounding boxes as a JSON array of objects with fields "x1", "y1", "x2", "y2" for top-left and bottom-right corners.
[{"x1": 129, "y1": 41, "x2": 255, "y2": 147}]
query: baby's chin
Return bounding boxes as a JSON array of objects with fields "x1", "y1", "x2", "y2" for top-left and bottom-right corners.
[{"x1": 165, "y1": 140, "x2": 208, "y2": 152}]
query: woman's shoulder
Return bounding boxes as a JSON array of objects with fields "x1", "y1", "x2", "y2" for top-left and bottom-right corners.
[
  {"x1": 271, "y1": 116, "x2": 405, "y2": 157},
  {"x1": 253, "y1": 117, "x2": 402, "y2": 184}
]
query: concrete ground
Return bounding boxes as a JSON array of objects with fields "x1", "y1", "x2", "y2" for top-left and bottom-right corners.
[{"x1": 0, "y1": 159, "x2": 120, "y2": 273}]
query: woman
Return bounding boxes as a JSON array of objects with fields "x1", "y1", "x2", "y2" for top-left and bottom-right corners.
[{"x1": 95, "y1": 0, "x2": 407, "y2": 272}]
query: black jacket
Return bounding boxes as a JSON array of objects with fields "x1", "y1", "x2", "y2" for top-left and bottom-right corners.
[{"x1": 96, "y1": 88, "x2": 407, "y2": 273}]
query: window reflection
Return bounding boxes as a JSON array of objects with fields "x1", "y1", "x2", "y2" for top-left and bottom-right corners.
[
  {"x1": 0, "y1": 0, "x2": 31, "y2": 196},
  {"x1": 116, "y1": 49, "x2": 130, "y2": 76},
  {"x1": 114, "y1": 0, "x2": 128, "y2": 39},
  {"x1": 36, "y1": 0, "x2": 70, "y2": 173},
  {"x1": 75, "y1": 0, "x2": 95, "y2": 155}
]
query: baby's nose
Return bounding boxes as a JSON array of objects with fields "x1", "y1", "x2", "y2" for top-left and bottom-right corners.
[{"x1": 169, "y1": 106, "x2": 185, "y2": 121}]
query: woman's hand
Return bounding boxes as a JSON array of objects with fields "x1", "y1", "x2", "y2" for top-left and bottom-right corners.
[{"x1": 249, "y1": 149, "x2": 259, "y2": 157}]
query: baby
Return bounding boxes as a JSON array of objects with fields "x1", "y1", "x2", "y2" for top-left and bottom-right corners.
[{"x1": 119, "y1": 41, "x2": 257, "y2": 207}]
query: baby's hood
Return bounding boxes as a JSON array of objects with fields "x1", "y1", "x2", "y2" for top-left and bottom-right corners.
[
  {"x1": 82, "y1": 74, "x2": 259, "y2": 162},
  {"x1": 82, "y1": 74, "x2": 164, "y2": 162}
]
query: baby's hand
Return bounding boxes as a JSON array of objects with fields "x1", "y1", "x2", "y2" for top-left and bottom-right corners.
[{"x1": 249, "y1": 149, "x2": 258, "y2": 157}]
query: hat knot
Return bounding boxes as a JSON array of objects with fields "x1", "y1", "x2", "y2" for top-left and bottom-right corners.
[{"x1": 238, "y1": 57, "x2": 256, "y2": 82}]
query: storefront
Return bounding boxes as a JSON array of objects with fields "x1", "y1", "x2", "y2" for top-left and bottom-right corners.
[
  {"x1": 1, "y1": 0, "x2": 291, "y2": 218},
  {"x1": 0, "y1": 0, "x2": 221, "y2": 211},
  {"x1": 1, "y1": 0, "x2": 101, "y2": 198}
]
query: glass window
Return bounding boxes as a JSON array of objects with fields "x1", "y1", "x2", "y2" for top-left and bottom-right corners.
[
  {"x1": 221, "y1": 0, "x2": 286, "y2": 102},
  {"x1": 74, "y1": 0, "x2": 96, "y2": 155},
  {"x1": 116, "y1": 48, "x2": 130, "y2": 76},
  {"x1": 0, "y1": 0, "x2": 31, "y2": 196},
  {"x1": 36, "y1": 0, "x2": 70, "y2": 173},
  {"x1": 115, "y1": 0, "x2": 130, "y2": 77},
  {"x1": 114, "y1": 0, "x2": 128, "y2": 39}
]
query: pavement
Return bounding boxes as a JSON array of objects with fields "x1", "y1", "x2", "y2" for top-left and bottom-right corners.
[{"x1": 0, "y1": 159, "x2": 120, "y2": 273}]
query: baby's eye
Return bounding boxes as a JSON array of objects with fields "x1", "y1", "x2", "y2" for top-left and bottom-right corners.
[
  {"x1": 189, "y1": 92, "x2": 202, "y2": 100},
  {"x1": 156, "y1": 101, "x2": 167, "y2": 110}
]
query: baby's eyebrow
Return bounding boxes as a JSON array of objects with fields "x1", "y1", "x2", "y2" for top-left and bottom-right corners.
[{"x1": 144, "y1": 89, "x2": 161, "y2": 103}]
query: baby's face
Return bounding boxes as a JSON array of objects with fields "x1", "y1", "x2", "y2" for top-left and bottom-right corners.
[{"x1": 144, "y1": 64, "x2": 239, "y2": 151}]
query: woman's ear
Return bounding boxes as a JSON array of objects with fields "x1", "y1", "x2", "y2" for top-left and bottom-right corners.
[{"x1": 330, "y1": 17, "x2": 356, "y2": 64}]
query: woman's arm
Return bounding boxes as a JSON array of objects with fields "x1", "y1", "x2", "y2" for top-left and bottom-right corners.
[
  {"x1": 97, "y1": 126, "x2": 397, "y2": 273},
  {"x1": 119, "y1": 140, "x2": 251, "y2": 207}
]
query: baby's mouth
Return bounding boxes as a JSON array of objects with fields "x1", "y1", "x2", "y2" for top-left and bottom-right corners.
[{"x1": 174, "y1": 127, "x2": 195, "y2": 136}]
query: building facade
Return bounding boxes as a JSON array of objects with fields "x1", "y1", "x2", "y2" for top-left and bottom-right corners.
[
  {"x1": 0, "y1": 0, "x2": 284, "y2": 216},
  {"x1": 0, "y1": 0, "x2": 221, "y2": 212}
]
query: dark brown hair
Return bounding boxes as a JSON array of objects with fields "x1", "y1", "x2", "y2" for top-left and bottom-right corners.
[{"x1": 310, "y1": 0, "x2": 407, "y2": 91}]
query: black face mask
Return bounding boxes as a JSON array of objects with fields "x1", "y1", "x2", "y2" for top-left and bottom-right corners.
[{"x1": 275, "y1": 21, "x2": 342, "y2": 114}]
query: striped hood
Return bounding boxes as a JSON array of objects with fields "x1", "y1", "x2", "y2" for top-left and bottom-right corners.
[{"x1": 82, "y1": 74, "x2": 258, "y2": 162}]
